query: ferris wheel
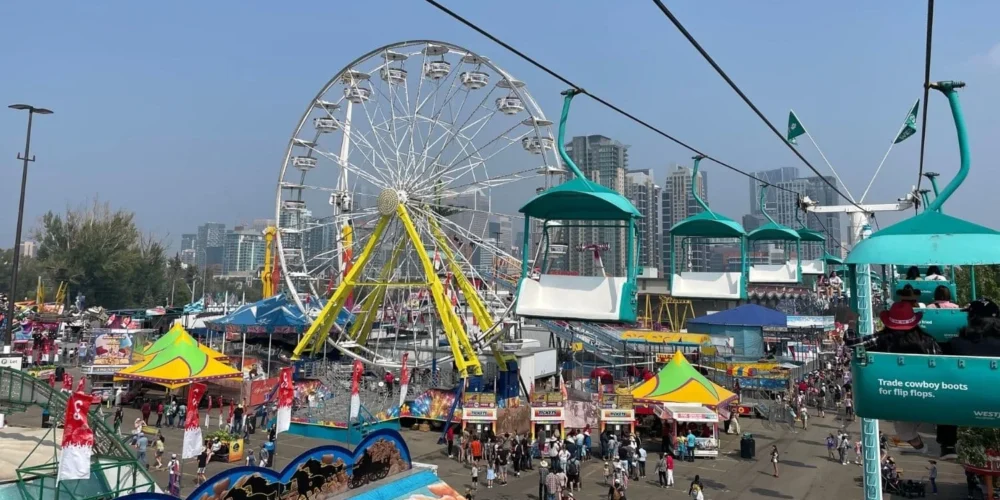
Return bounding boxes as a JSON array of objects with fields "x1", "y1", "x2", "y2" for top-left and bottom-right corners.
[{"x1": 275, "y1": 40, "x2": 562, "y2": 373}]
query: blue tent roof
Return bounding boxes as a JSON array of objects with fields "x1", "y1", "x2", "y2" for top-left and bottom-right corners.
[
  {"x1": 688, "y1": 304, "x2": 787, "y2": 327},
  {"x1": 205, "y1": 293, "x2": 355, "y2": 334}
]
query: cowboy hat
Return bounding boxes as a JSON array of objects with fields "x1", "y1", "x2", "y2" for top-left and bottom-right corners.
[
  {"x1": 880, "y1": 301, "x2": 923, "y2": 331},
  {"x1": 895, "y1": 284, "x2": 922, "y2": 300},
  {"x1": 540, "y1": 460, "x2": 549, "y2": 468}
]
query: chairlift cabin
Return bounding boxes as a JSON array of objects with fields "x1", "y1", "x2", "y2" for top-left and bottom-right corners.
[
  {"x1": 849, "y1": 80, "x2": 1000, "y2": 429},
  {"x1": 747, "y1": 186, "x2": 801, "y2": 284},
  {"x1": 516, "y1": 89, "x2": 642, "y2": 323}
]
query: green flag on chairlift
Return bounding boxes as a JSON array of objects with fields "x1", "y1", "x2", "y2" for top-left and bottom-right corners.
[
  {"x1": 893, "y1": 99, "x2": 921, "y2": 144},
  {"x1": 787, "y1": 111, "x2": 806, "y2": 145}
]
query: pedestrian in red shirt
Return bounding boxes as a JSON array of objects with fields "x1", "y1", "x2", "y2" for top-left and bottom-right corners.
[{"x1": 155, "y1": 401, "x2": 165, "y2": 427}]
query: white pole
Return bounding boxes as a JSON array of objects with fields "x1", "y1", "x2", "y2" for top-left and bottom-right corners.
[
  {"x1": 240, "y1": 332, "x2": 247, "y2": 401},
  {"x1": 267, "y1": 334, "x2": 272, "y2": 376},
  {"x1": 860, "y1": 140, "x2": 898, "y2": 203},
  {"x1": 802, "y1": 126, "x2": 856, "y2": 203}
]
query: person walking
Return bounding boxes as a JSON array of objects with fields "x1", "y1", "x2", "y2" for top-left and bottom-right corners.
[
  {"x1": 153, "y1": 435, "x2": 165, "y2": 469},
  {"x1": 446, "y1": 425, "x2": 455, "y2": 458},
  {"x1": 167, "y1": 454, "x2": 181, "y2": 497},
  {"x1": 113, "y1": 406, "x2": 124, "y2": 435},
  {"x1": 155, "y1": 401, "x2": 164, "y2": 427},
  {"x1": 637, "y1": 446, "x2": 647, "y2": 478},
  {"x1": 258, "y1": 443, "x2": 270, "y2": 467},
  {"x1": 141, "y1": 401, "x2": 152, "y2": 424},
  {"x1": 770, "y1": 445, "x2": 780, "y2": 477},
  {"x1": 688, "y1": 474, "x2": 704, "y2": 497},
  {"x1": 655, "y1": 454, "x2": 667, "y2": 488},
  {"x1": 927, "y1": 460, "x2": 938, "y2": 495},
  {"x1": 136, "y1": 432, "x2": 149, "y2": 468},
  {"x1": 539, "y1": 460, "x2": 552, "y2": 500},
  {"x1": 667, "y1": 453, "x2": 675, "y2": 486}
]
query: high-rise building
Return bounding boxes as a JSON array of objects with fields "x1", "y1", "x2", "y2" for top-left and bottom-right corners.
[
  {"x1": 223, "y1": 226, "x2": 267, "y2": 277},
  {"x1": 196, "y1": 223, "x2": 226, "y2": 268},
  {"x1": 252, "y1": 219, "x2": 275, "y2": 232},
  {"x1": 180, "y1": 248, "x2": 196, "y2": 267},
  {"x1": 625, "y1": 169, "x2": 662, "y2": 274},
  {"x1": 564, "y1": 135, "x2": 629, "y2": 276},
  {"x1": 661, "y1": 163, "x2": 710, "y2": 273},
  {"x1": 180, "y1": 234, "x2": 197, "y2": 251},
  {"x1": 748, "y1": 168, "x2": 842, "y2": 259},
  {"x1": 19, "y1": 241, "x2": 37, "y2": 258}
]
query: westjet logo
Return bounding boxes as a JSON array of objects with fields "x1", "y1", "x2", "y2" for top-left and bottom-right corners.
[{"x1": 973, "y1": 411, "x2": 1000, "y2": 419}]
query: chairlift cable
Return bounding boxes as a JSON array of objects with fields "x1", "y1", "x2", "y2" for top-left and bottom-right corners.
[
  {"x1": 423, "y1": 0, "x2": 801, "y2": 196},
  {"x1": 649, "y1": 0, "x2": 870, "y2": 215},
  {"x1": 915, "y1": 0, "x2": 936, "y2": 192}
]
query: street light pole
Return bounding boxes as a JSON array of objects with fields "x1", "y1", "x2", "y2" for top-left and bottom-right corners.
[{"x1": 5, "y1": 104, "x2": 52, "y2": 346}]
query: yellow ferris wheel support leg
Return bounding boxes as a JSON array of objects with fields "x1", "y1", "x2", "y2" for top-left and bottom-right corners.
[
  {"x1": 397, "y1": 205, "x2": 482, "y2": 378},
  {"x1": 426, "y1": 216, "x2": 513, "y2": 370},
  {"x1": 349, "y1": 236, "x2": 409, "y2": 346},
  {"x1": 291, "y1": 215, "x2": 391, "y2": 360}
]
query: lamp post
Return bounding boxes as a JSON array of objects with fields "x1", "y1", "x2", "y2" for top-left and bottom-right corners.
[{"x1": 5, "y1": 104, "x2": 53, "y2": 346}]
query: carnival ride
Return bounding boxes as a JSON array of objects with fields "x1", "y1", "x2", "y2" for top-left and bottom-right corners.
[
  {"x1": 669, "y1": 156, "x2": 748, "y2": 300},
  {"x1": 515, "y1": 89, "x2": 642, "y2": 323},
  {"x1": 846, "y1": 81, "x2": 1000, "y2": 498},
  {"x1": 279, "y1": 41, "x2": 563, "y2": 381},
  {"x1": 747, "y1": 186, "x2": 802, "y2": 284}
]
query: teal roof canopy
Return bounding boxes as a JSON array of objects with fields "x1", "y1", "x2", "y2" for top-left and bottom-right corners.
[
  {"x1": 797, "y1": 228, "x2": 826, "y2": 242},
  {"x1": 670, "y1": 211, "x2": 746, "y2": 238},
  {"x1": 748, "y1": 222, "x2": 801, "y2": 242},
  {"x1": 824, "y1": 252, "x2": 844, "y2": 265},
  {"x1": 519, "y1": 177, "x2": 642, "y2": 221},
  {"x1": 846, "y1": 211, "x2": 1000, "y2": 266}
]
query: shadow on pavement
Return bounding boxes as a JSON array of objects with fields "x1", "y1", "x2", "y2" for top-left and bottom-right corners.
[
  {"x1": 749, "y1": 487, "x2": 795, "y2": 498},
  {"x1": 781, "y1": 460, "x2": 818, "y2": 469}
]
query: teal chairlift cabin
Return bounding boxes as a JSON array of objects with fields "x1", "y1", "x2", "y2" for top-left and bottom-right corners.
[
  {"x1": 848, "y1": 80, "x2": 1000, "y2": 429},
  {"x1": 668, "y1": 156, "x2": 748, "y2": 300},
  {"x1": 516, "y1": 89, "x2": 642, "y2": 323},
  {"x1": 747, "y1": 185, "x2": 802, "y2": 284}
]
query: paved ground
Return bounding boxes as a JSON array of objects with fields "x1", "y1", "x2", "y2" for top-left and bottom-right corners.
[{"x1": 1, "y1": 369, "x2": 971, "y2": 499}]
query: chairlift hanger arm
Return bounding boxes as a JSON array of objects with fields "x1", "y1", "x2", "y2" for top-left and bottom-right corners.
[{"x1": 806, "y1": 202, "x2": 913, "y2": 214}]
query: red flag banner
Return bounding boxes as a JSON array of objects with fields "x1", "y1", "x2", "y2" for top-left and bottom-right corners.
[
  {"x1": 58, "y1": 391, "x2": 94, "y2": 480},
  {"x1": 183, "y1": 383, "x2": 207, "y2": 459}
]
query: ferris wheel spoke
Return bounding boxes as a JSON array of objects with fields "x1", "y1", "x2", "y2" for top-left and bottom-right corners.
[
  {"x1": 304, "y1": 144, "x2": 389, "y2": 192},
  {"x1": 413, "y1": 124, "x2": 529, "y2": 196},
  {"x1": 415, "y1": 83, "x2": 498, "y2": 182},
  {"x1": 354, "y1": 81, "x2": 404, "y2": 188},
  {"x1": 412, "y1": 205, "x2": 520, "y2": 264}
]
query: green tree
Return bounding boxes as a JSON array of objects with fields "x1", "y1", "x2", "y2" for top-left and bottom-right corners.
[
  {"x1": 0, "y1": 250, "x2": 44, "y2": 301},
  {"x1": 32, "y1": 199, "x2": 171, "y2": 309},
  {"x1": 955, "y1": 265, "x2": 1000, "y2": 304}
]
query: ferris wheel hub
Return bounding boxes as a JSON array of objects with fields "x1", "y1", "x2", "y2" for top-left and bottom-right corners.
[{"x1": 376, "y1": 188, "x2": 406, "y2": 216}]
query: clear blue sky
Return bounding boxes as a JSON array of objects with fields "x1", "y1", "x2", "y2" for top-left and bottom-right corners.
[{"x1": 2, "y1": 1, "x2": 998, "y2": 252}]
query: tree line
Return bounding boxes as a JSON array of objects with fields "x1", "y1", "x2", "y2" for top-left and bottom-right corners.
[{"x1": 1, "y1": 200, "x2": 262, "y2": 310}]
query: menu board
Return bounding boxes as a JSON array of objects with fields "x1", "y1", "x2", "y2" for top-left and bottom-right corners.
[
  {"x1": 599, "y1": 394, "x2": 634, "y2": 409},
  {"x1": 530, "y1": 391, "x2": 564, "y2": 407},
  {"x1": 463, "y1": 392, "x2": 497, "y2": 408}
]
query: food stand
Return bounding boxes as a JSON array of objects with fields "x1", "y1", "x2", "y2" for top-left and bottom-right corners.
[
  {"x1": 598, "y1": 394, "x2": 634, "y2": 436},
  {"x1": 529, "y1": 391, "x2": 565, "y2": 440},
  {"x1": 655, "y1": 403, "x2": 720, "y2": 458},
  {"x1": 461, "y1": 393, "x2": 497, "y2": 437},
  {"x1": 85, "y1": 328, "x2": 152, "y2": 403}
]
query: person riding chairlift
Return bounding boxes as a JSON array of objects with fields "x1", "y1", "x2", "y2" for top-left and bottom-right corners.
[
  {"x1": 869, "y1": 301, "x2": 942, "y2": 454},
  {"x1": 924, "y1": 265, "x2": 948, "y2": 281},
  {"x1": 896, "y1": 284, "x2": 926, "y2": 309},
  {"x1": 905, "y1": 266, "x2": 923, "y2": 281},
  {"x1": 925, "y1": 285, "x2": 959, "y2": 309}
]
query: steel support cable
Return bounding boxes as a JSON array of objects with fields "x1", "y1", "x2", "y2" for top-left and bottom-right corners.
[
  {"x1": 423, "y1": 0, "x2": 800, "y2": 195},
  {"x1": 915, "y1": 0, "x2": 935, "y2": 192},
  {"x1": 650, "y1": 0, "x2": 870, "y2": 215}
]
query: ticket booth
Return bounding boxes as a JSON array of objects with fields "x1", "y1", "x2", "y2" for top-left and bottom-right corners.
[
  {"x1": 530, "y1": 407, "x2": 565, "y2": 441},
  {"x1": 599, "y1": 409, "x2": 635, "y2": 437},
  {"x1": 462, "y1": 407, "x2": 497, "y2": 437},
  {"x1": 656, "y1": 403, "x2": 720, "y2": 458}
]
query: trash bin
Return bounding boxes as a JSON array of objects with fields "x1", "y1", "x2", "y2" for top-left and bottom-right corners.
[
  {"x1": 41, "y1": 408, "x2": 51, "y2": 428},
  {"x1": 264, "y1": 441, "x2": 275, "y2": 467},
  {"x1": 740, "y1": 433, "x2": 756, "y2": 459}
]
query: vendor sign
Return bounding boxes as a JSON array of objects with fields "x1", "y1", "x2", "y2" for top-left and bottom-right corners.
[
  {"x1": 600, "y1": 409, "x2": 634, "y2": 422},
  {"x1": 530, "y1": 407, "x2": 564, "y2": 422},
  {"x1": 92, "y1": 333, "x2": 133, "y2": 366},
  {"x1": 0, "y1": 356, "x2": 23, "y2": 371},
  {"x1": 530, "y1": 391, "x2": 563, "y2": 407},
  {"x1": 462, "y1": 408, "x2": 497, "y2": 421},
  {"x1": 463, "y1": 392, "x2": 497, "y2": 409}
]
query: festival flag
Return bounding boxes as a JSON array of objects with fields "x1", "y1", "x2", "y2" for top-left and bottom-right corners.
[
  {"x1": 76, "y1": 376, "x2": 86, "y2": 393},
  {"x1": 48, "y1": 373, "x2": 56, "y2": 388},
  {"x1": 787, "y1": 111, "x2": 806, "y2": 145},
  {"x1": 559, "y1": 370, "x2": 568, "y2": 403},
  {"x1": 350, "y1": 360, "x2": 363, "y2": 421},
  {"x1": 788, "y1": 344, "x2": 798, "y2": 361},
  {"x1": 217, "y1": 396, "x2": 224, "y2": 429},
  {"x1": 57, "y1": 391, "x2": 94, "y2": 481},
  {"x1": 228, "y1": 399, "x2": 235, "y2": 426},
  {"x1": 62, "y1": 373, "x2": 73, "y2": 393},
  {"x1": 399, "y1": 353, "x2": 410, "y2": 407},
  {"x1": 894, "y1": 99, "x2": 921, "y2": 144},
  {"x1": 275, "y1": 367, "x2": 294, "y2": 435},
  {"x1": 182, "y1": 383, "x2": 207, "y2": 459}
]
